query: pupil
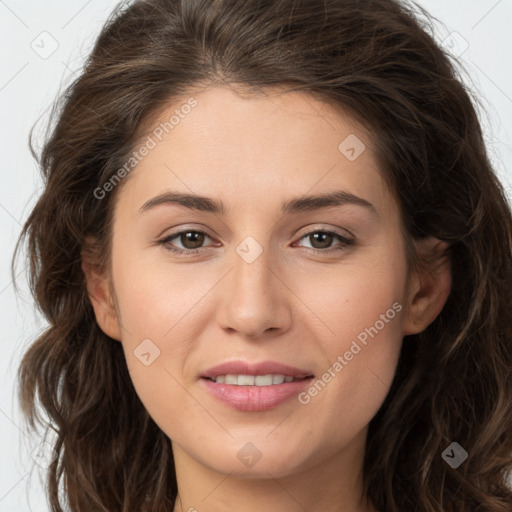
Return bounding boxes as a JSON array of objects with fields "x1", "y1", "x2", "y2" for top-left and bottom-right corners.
[
  {"x1": 184, "y1": 231, "x2": 203, "y2": 249},
  {"x1": 312, "y1": 232, "x2": 332, "y2": 249}
]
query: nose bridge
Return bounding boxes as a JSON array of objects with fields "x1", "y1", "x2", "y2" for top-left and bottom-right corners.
[
  {"x1": 230, "y1": 213, "x2": 278, "y2": 290},
  {"x1": 216, "y1": 232, "x2": 291, "y2": 337},
  {"x1": 232, "y1": 233, "x2": 277, "y2": 309}
]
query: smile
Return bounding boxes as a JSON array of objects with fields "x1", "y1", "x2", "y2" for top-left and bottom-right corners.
[{"x1": 207, "y1": 374, "x2": 303, "y2": 385}]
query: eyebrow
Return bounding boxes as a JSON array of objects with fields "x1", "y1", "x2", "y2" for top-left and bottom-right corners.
[{"x1": 139, "y1": 190, "x2": 377, "y2": 216}]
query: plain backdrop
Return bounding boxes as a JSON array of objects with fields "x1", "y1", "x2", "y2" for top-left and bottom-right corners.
[{"x1": 1, "y1": 1, "x2": 512, "y2": 510}]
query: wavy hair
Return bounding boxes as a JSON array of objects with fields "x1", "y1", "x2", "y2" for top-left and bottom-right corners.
[{"x1": 13, "y1": 0, "x2": 512, "y2": 510}]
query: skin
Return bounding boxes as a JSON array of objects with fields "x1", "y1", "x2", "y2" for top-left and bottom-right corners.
[{"x1": 83, "y1": 84, "x2": 451, "y2": 512}]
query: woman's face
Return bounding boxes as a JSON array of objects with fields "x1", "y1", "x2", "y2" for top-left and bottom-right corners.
[{"x1": 89, "y1": 85, "x2": 427, "y2": 479}]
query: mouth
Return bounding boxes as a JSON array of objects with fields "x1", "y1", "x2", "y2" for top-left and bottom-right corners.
[
  {"x1": 200, "y1": 360, "x2": 313, "y2": 381},
  {"x1": 203, "y1": 374, "x2": 311, "y2": 385},
  {"x1": 199, "y1": 361, "x2": 315, "y2": 411}
]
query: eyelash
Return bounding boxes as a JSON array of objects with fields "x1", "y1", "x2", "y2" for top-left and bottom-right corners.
[{"x1": 157, "y1": 228, "x2": 355, "y2": 256}]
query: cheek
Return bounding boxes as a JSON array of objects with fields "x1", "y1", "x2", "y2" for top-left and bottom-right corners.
[
  {"x1": 296, "y1": 274, "x2": 404, "y2": 400},
  {"x1": 291, "y1": 249, "x2": 407, "y2": 358},
  {"x1": 110, "y1": 248, "x2": 226, "y2": 435},
  {"x1": 111, "y1": 243, "x2": 210, "y2": 341},
  {"x1": 288, "y1": 248, "x2": 407, "y2": 440}
]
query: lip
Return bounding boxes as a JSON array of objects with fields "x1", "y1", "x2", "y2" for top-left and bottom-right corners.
[{"x1": 200, "y1": 360, "x2": 314, "y2": 412}]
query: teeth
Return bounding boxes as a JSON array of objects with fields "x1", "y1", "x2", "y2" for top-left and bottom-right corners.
[
  {"x1": 225, "y1": 375, "x2": 238, "y2": 384},
  {"x1": 272, "y1": 374, "x2": 285, "y2": 385},
  {"x1": 238, "y1": 375, "x2": 255, "y2": 385},
  {"x1": 255, "y1": 375, "x2": 273, "y2": 386},
  {"x1": 212, "y1": 374, "x2": 298, "y2": 385}
]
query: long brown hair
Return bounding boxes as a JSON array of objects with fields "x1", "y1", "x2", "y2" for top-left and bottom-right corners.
[{"x1": 13, "y1": 0, "x2": 512, "y2": 510}]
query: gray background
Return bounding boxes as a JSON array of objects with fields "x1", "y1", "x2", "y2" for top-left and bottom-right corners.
[{"x1": 1, "y1": 1, "x2": 511, "y2": 510}]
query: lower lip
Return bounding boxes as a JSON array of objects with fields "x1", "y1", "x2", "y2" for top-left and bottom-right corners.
[{"x1": 200, "y1": 377, "x2": 313, "y2": 411}]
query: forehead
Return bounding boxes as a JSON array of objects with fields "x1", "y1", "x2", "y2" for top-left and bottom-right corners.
[
  {"x1": 113, "y1": 84, "x2": 396, "y2": 221},
  {"x1": 134, "y1": 83, "x2": 372, "y2": 165}
]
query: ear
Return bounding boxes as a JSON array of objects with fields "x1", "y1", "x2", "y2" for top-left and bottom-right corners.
[
  {"x1": 81, "y1": 237, "x2": 122, "y2": 341},
  {"x1": 402, "y1": 237, "x2": 452, "y2": 336}
]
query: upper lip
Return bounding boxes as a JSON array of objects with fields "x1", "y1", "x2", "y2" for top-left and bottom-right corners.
[{"x1": 201, "y1": 360, "x2": 313, "y2": 379}]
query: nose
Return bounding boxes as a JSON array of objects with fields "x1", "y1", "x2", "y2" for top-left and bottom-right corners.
[{"x1": 215, "y1": 239, "x2": 293, "y2": 339}]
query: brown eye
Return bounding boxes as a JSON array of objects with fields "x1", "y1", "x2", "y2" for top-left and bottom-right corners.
[
  {"x1": 295, "y1": 230, "x2": 354, "y2": 252},
  {"x1": 159, "y1": 230, "x2": 214, "y2": 254},
  {"x1": 176, "y1": 231, "x2": 207, "y2": 249},
  {"x1": 307, "y1": 231, "x2": 335, "y2": 249}
]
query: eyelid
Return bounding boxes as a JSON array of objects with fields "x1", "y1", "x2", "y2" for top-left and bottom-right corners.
[
  {"x1": 295, "y1": 224, "x2": 354, "y2": 240},
  {"x1": 160, "y1": 223, "x2": 353, "y2": 241}
]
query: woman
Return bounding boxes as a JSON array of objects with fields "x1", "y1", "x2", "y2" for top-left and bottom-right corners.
[{"x1": 13, "y1": 0, "x2": 512, "y2": 510}]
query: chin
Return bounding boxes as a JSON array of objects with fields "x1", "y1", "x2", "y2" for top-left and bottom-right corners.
[{"x1": 184, "y1": 433, "x2": 322, "y2": 479}]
